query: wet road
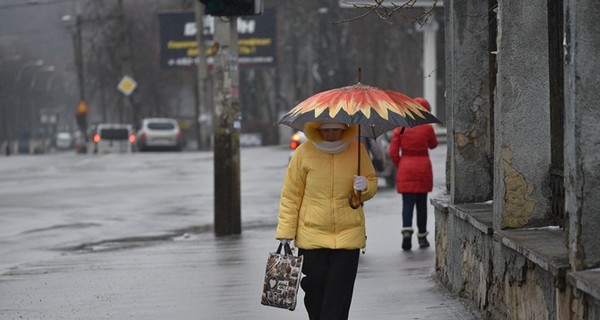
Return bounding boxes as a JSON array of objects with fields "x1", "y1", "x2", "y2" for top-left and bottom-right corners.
[{"x1": 0, "y1": 144, "x2": 481, "y2": 319}]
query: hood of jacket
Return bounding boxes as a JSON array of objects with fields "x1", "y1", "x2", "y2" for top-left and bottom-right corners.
[{"x1": 303, "y1": 122, "x2": 359, "y2": 143}]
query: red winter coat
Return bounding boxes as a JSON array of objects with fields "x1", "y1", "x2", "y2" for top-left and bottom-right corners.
[{"x1": 389, "y1": 125, "x2": 438, "y2": 193}]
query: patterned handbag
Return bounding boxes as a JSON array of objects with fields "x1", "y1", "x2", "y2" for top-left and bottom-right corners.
[{"x1": 260, "y1": 242, "x2": 304, "y2": 311}]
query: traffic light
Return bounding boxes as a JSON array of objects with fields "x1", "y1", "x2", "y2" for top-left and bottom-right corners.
[{"x1": 199, "y1": 0, "x2": 263, "y2": 16}]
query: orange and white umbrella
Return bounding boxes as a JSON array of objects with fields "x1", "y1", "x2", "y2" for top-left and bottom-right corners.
[{"x1": 276, "y1": 79, "x2": 440, "y2": 138}]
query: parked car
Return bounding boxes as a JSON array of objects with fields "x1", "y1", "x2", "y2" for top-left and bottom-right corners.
[
  {"x1": 136, "y1": 118, "x2": 183, "y2": 152},
  {"x1": 91, "y1": 123, "x2": 135, "y2": 154},
  {"x1": 288, "y1": 131, "x2": 306, "y2": 158},
  {"x1": 55, "y1": 132, "x2": 73, "y2": 150},
  {"x1": 288, "y1": 130, "x2": 396, "y2": 188}
]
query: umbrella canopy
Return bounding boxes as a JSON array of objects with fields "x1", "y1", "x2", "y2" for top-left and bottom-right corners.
[{"x1": 276, "y1": 82, "x2": 441, "y2": 138}]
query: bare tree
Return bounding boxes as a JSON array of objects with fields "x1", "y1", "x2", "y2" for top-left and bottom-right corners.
[{"x1": 61, "y1": 0, "x2": 440, "y2": 145}]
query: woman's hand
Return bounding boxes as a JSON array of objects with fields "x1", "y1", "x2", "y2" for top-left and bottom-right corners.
[{"x1": 353, "y1": 175, "x2": 367, "y2": 191}]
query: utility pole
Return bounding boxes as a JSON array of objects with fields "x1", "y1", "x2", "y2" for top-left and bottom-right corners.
[
  {"x1": 117, "y1": 0, "x2": 136, "y2": 125},
  {"x1": 198, "y1": 0, "x2": 262, "y2": 235},
  {"x1": 64, "y1": 10, "x2": 88, "y2": 144},
  {"x1": 195, "y1": 2, "x2": 210, "y2": 150},
  {"x1": 74, "y1": 14, "x2": 84, "y2": 104},
  {"x1": 212, "y1": 17, "x2": 241, "y2": 236}
]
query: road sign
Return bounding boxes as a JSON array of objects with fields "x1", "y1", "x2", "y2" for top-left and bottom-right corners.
[
  {"x1": 76, "y1": 100, "x2": 88, "y2": 115},
  {"x1": 117, "y1": 75, "x2": 137, "y2": 96}
]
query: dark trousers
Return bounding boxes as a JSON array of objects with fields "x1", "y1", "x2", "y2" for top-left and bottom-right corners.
[
  {"x1": 402, "y1": 193, "x2": 428, "y2": 234},
  {"x1": 298, "y1": 248, "x2": 360, "y2": 320}
]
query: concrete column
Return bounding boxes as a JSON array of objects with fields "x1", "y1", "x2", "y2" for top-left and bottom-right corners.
[
  {"x1": 444, "y1": 0, "x2": 493, "y2": 204},
  {"x1": 493, "y1": 0, "x2": 552, "y2": 229},
  {"x1": 421, "y1": 14, "x2": 438, "y2": 117},
  {"x1": 564, "y1": 0, "x2": 600, "y2": 270}
]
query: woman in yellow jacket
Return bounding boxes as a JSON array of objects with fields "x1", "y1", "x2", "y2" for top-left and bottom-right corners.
[{"x1": 276, "y1": 121, "x2": 378, "y2": 320}]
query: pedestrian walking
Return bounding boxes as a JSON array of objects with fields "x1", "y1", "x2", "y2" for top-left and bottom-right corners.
[
  {"x1": 389, "y1": 97, "x2": 438, "y2": 251},
  {"x1": 276, "y1": 121, "x2": 378, "y2": 320}
]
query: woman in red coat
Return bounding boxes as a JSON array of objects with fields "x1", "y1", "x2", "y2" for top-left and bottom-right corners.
[{"x1": 388, "y1": 97, "x2": 438, "y2": 250}]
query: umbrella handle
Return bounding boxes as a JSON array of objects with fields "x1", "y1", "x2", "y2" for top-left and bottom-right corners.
[
  {"x1": 349, "y1": 124, "x2": 362, "y2": 210},
  {"x1": 349, "y1": 192, "x2": 362, "y2": 209}
]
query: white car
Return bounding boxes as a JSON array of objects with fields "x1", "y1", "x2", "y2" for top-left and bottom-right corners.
[
  {"x1": 136, "y1": 118, "x2": 183, "y2": 152},
  {"x1": 92, "y1": 123, "x2": 135, "y2": 154},
  {"x1": 55, "y1": 132, "x2": 73, "y2": 150}
]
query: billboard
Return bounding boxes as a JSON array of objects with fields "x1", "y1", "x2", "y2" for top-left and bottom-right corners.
[{"x1": 158, "y1": 9, "x2": 276, "y2": 68}]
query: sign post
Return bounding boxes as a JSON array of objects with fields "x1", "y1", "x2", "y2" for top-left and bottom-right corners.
[{"x1": 75, "y1": 100, "x2": 88, "y2": 151}]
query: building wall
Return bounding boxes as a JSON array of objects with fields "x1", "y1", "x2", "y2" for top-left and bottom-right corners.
[
  {"x1": 494, "y1": 0, "x2": 553, "y2": 229},
  {"x1": 437, "y1": 0, "x2": 600, "y2": 318},
  {"x1": 444, "y1": 0, "x2": 493, "y2": 204},
  {"x1": 564, "y1": 0, "x2": 600, "y2": 271}
]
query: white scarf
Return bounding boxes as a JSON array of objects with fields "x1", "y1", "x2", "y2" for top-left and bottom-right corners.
[{"x1": 311, "y1": 140, "x2": 350, "y2": 154}]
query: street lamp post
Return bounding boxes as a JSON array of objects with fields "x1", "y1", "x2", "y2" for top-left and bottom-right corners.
[
  {"x1": 61, "y1": 14, "x2": 84, "y2": 102},
  {"x1": 62, "y1": 12, "x2": 87, "y2": 137},
  {"x1": 0, "y1": 54, "x2": 22, "y2": 154},
  {"x1": 29, "y1": 66, "x2": 56, "y2": 153},
  {"x1": 14, "y1": 60, "x2": 44, "y2": 153}
]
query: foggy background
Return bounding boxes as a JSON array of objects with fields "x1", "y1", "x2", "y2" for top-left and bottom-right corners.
[{"x1": 0, "y1": 0, "x2": 445, "y2": 149}]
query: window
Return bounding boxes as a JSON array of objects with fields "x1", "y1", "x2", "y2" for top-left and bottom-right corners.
[
  {"x1": 100, "y1": 129, "x2": 130, "y2": 140},
  {"x1": 148, "y1": 122, "x2": 175, "y2": 130}
]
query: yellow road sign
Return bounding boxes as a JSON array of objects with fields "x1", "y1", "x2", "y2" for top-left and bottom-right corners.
[
  {"x1": 117, "y1": 75, "x2": 137, "y2": 96},
  {"x1": 76, "y1": 100, "x2": 88, "y2": 115}
]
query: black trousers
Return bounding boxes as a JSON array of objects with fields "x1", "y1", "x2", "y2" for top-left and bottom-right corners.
[
  {"x1": 298, "y1": 248, "x2": 360, "y2": 320},
  {"x1": 401, "y1": 193, "x2": 428, "y2": 234}
]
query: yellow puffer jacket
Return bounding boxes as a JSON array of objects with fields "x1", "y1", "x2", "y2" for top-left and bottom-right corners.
[{"x1": 276, "y1": 122, "x2": 378, "y2": 249}]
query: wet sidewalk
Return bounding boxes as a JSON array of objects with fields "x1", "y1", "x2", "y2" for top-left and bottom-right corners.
[
  {"x1": 0, "y1": 144, "x2": 481, "y2": 319},
  {"x1": 0, "y1": 206, "x2": 481, "y2": 320}
]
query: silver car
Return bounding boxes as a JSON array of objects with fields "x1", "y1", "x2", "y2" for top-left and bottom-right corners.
[{"x1": 136, "y1": 118, "x2": 183, "y2": 151}]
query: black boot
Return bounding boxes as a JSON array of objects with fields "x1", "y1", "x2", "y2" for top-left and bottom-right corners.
[
  {"x1": 401, "y1": 228, "x2": 413, "y2": 251},
  {"x1": 417, "y1": 232, "x2": 430, "y2": 248}
]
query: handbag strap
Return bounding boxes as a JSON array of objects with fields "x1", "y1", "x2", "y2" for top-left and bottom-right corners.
[{"x1": 276, "y1": 242, "x2": 293, "y2": 256}]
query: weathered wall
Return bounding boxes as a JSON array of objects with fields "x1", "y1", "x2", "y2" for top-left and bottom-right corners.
[
  {"x1": 491, "y1": 245, "x2": 555, "y2": 320},
  {"x1": 493, "y1": 0, "x2": 552, "y2": 229},
  {"x1": 438, "y1": 0, "x2": 600, "y2": 318},
  {"x1": 564, "y1": 0, "x2": 600, "y2": 270},
  {"x1": 435, "y1": 206, "x2": 600, "y2": 320},
  {"x1": 444, "y1": 0, "x2": 493, "y2": 204},
  {"x1": 434, "y1": 201, "x2": 494, "y2": 313},
  {"x1": 434, "y1": 202, "x2": 563, "y2": 320}
]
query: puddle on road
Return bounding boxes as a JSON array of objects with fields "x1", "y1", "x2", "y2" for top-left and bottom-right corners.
[
  {"x1": 22, "y1": 222, "x2": 102, "y2": 234},
  {"x1": 58, "y1": 224, "x2": 215, "y2": 253}
]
